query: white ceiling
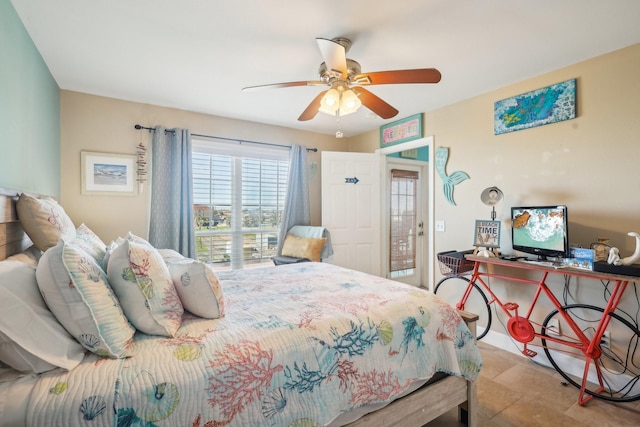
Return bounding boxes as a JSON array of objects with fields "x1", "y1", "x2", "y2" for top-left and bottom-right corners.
[{"x1": 11, "y1": 0, "x2": 640, "y2": 138}]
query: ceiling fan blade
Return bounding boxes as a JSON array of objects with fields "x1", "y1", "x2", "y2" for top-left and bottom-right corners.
[
  {"x1": 242, "y1": 80, "x2": 325, "y2": 92},
  {"x1": 354, "y1": 68, "x2": 441, "y2": 85},
  {"x1": 298, "y1": 90, "x2": 328, "y2": 121},
  {"x1": 353, "y1": 87, "x2": 399, "y2": 119},
  {"x1": 316, "y1": 38, "x2": 347, "y2": 77}
]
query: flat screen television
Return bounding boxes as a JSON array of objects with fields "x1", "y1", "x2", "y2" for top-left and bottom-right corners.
[{"x1": 511, "y1": 205, "x2": 569, "y2": 260}]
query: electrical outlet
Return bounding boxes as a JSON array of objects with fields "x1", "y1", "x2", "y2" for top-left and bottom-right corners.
[
  {"x1": 600, "y1": 331, "x2": 611, "y2": 348},
  {"x1": 435, "y1": 220, "x2": 446, "y2": 232},
  {"x1": 547, "y1": 318, "x2": 560, "y2": 336}
]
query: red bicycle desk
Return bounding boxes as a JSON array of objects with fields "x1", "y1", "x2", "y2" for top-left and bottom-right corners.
[{"x1": 463, "y1": 255, "x2": 640, "y2": 405}]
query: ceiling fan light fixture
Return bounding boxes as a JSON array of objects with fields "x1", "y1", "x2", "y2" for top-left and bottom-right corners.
[
  {"x1": 319, "y1": 88, "x2": 340, "y2": 114},
  {"x1": 319, "y1": 87, "x2": 362, "y2": 118},
  {"x1": 340, "y1": 89, "x2": 361, "y2": 115}
]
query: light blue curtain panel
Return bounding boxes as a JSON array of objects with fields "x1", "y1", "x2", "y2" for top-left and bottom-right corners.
[
  {"x1": 149, "y1": 126, "x2": 196, "y2": 258},
  {"x1": 277, "y1": 144, "x2": 310, "y2": 255}
]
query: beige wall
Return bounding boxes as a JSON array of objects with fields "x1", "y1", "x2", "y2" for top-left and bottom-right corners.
[
  {"x1": 61, "y1": 44, "x2": 640, "y2": 326},
  {"x1": 60, "y1": 92, "x2": 346, "y2": 243},
  {"x1": 348, "y1": 43, "x2": 640, "y2": 337}
]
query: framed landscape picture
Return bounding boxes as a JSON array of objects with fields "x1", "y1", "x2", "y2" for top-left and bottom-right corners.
[{"x1": 81, "y1": 151, "x2": 137, "y2": 195}]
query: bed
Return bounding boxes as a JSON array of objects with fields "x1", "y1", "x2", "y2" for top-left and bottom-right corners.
[{"x1": 0, "y1": 188, "x2": 481, "y2": 427}]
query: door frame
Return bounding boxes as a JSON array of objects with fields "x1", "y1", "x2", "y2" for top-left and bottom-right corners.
[{"x1": 375, "y1": 136, "x2": 435, "y2": 289}]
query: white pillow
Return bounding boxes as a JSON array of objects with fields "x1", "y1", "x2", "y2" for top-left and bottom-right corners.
[
  {"x1": 73, "y1": 223, "x2": 106, "y2": 265},
  {"x1": 107, "y1": 236, "x2": 183, "y2": 336},
  {"x1": 157, "y1": 248, "x2": 187, "y2": 264},
  {"x1": 5, "y1": 245, "x2": 42, "y2": 266},
  {"x1": 16, "y1": 193, "x2": 76, "y2": 251},
  {"x1": 0, "y1": 260, "x2": 85, "y2": 373},
  {"x1": 166, "y1": 258, "x2": 225, "y2": 319},
  {"x1": 36, "y1": 241, "x2": 135, "y2": 358}
]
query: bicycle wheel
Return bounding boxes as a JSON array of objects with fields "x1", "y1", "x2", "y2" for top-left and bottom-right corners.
[
  {"x1": 541, "y1": 304, "x2": 640, "y2": 402},
  {"x1": 434, "y1": 276, "x2": 492, "y2": 340}
]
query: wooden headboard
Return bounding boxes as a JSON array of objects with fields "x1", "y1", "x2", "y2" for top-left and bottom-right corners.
[{"x1": 0, "y1": 188, "x2": 34, "y2": 260}]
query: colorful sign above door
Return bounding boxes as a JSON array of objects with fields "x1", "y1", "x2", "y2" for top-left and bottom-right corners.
[{"x1": 380, "y1": 113, "x2": 423, "y2": 147}]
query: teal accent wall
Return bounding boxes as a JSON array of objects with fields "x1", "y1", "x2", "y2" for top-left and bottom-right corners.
[{"x1": 0, "y1": 0, "x2": 60, "y2": 196}]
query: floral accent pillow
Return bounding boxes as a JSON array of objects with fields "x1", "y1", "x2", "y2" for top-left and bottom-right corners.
[
  {"x1": 165, "y1": 258, "x2": 225, "y2": 319},
  {"x1": 107, "y1": 237, "x2": 183, "y2": 336},
  {"x1": 16, "y1": 193, "x2": 76, "y2": 251},
  {"x1": 36, "y1": 240, "x2": 135, "y2": 358}
]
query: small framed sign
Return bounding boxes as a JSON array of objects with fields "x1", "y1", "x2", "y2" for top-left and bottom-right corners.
[{"x1": 474, "y1": 220, "x2": 501, "y2": 248}]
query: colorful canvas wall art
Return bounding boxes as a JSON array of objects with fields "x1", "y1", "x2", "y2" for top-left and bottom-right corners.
[{"x1": 494, "y1": 79, "x2": 576, "y2": 134}]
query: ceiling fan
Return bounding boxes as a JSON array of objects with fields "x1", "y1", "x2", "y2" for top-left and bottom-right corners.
[{"x1": 242, "y1": 37, "x2": 441, "y2": 121}]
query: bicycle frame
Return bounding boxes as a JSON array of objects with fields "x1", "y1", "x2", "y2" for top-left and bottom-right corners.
[{"x1": 464, "y1": 259, "x2": 631, "y2": 405}]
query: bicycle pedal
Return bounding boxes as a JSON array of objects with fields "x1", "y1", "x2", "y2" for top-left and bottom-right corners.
[
  {"x1": 504, "y1": 302, "x2": 519, "y2": 311},
  {"x1": 522, "y1": 349, "x2": 537, "y2": 358}
]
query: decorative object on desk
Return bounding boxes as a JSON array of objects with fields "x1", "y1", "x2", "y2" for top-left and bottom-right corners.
[
  {"x1": 476, "y1": 248, "x2": 497, "y2": 258},
  {"x1": 494, "y1": 78, "x2": 576, "y2": 135},
  {"x1": 380, "y1": 113, "x2": 423, "y2": 147},
  {"x1": 473, "y1": 220, "x2": 500, "y2": 256},
  {"x1": 81, "y1": 151, "x2": 137, "y2": 196},
  {"x1": 607, "y1": 232, "x2": 640, "y2": 266},
  {"x1": 561, "y1": 258, "x2": 593, "y2": 270},
  {"x1": 435, "y1": 147, "x2": 469, "y2": 206},
  {"x1": 563, "y1": 247, "x2": 595, "y2": 271},
  {"x1": 480, "y1": 186, "x2": 503, "y2": 220},
  {"x1": 590, "y1": 240, "x2": 612, "y2": 262}
]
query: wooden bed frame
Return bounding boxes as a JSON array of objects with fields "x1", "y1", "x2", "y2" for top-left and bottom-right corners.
[{"x1": 0, "y1": 188, "x2": 478, "y2": 427}]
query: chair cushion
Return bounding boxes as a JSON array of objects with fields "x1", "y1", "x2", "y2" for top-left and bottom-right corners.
[{"x1": 280, "y1": 234, "x2": 326, "y2": 262}]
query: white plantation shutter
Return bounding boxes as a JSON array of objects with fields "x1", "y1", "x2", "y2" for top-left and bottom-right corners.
[{"x1": 192, "y1": 140, "x2": 289, "y2": 270}]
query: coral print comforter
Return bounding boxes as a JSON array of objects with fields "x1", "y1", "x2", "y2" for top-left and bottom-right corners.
[{"x1": 26, "y1": 263, "x2": 482, "y2": 427}]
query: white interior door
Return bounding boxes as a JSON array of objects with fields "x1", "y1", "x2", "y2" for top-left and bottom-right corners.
[{"x1": 321, "y1": 151, "x2": 381, "y2": 276}]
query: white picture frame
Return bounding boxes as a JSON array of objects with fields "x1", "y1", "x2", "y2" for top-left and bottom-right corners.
[{"x1": 81, "y1": 151, "x2": 137, "y2": 196}]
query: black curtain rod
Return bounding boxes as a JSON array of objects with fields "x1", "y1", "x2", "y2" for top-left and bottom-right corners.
[{"x1": 134, "y1": 124, "x2": 318, "y2": 152}]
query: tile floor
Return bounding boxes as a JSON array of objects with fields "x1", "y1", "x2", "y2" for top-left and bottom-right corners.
[{"x1": 426, "y1": 341, "x2": 640, "y2": 427}]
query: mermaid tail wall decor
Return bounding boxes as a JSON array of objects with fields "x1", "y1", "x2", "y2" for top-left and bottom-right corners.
[{"x1": 435, "y1": 147, "x2": 470, "y2": 206}]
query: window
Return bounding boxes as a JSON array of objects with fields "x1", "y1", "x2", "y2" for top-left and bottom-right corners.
[
  {"x1": 389, "y1": 169, "x2": 418, "y2": 278},
  {"x1": 192, "y1": 140, "x2": 289, "y2": 270}
]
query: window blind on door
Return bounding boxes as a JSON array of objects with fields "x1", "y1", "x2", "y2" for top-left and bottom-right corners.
[{"x1": 389, "y1": 169, "x2": 418, "y2": 274}]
